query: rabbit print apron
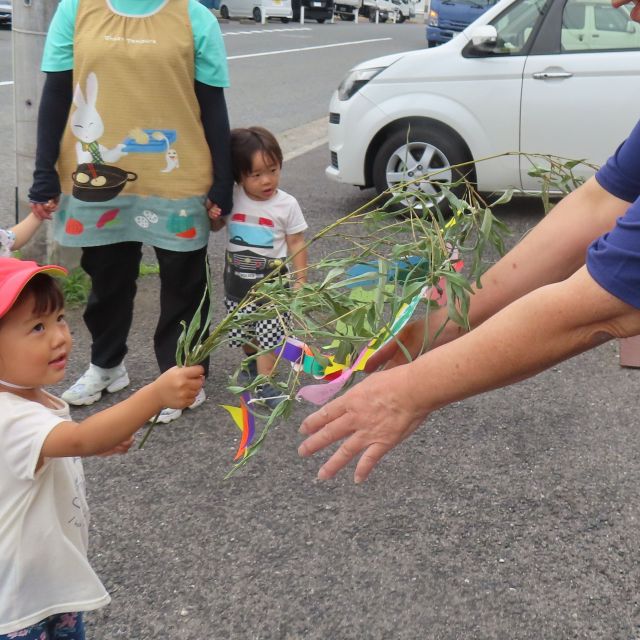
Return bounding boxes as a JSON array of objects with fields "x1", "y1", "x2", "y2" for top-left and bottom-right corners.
[{"x1": 54, "y1": 0, "x2": 213, "y2": 251}]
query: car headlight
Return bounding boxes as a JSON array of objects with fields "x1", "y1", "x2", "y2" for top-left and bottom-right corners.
[
  {"x1": 427, "y1": 8, "x2": 438, "y2": 25},
  {"x1": 337, "y1": 67, "x2": 385, "y2": 101}
]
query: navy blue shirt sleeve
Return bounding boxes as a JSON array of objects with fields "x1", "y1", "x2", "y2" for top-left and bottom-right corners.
[
  {"x1": 595, "y1": 118, "x2": 640, "y2": 203},
  {"x1": 587, "y1": 195, "x2": 640, "y2": 309}
]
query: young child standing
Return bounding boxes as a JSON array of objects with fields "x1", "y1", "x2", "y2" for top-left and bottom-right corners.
[
  {"x1": 0, "y1": 257, "x2": 203, "y2": 638},
  {"x1": 0, "y1": 212, "x2": 46, "y2": 257},
  {"x1": 210, "y1": 127, "x2": 308, "y2": 409}
]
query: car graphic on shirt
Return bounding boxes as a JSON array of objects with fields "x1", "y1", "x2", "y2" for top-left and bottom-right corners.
[{"x1": 228, "y1": 212, "x2": 274, "y2": 250}]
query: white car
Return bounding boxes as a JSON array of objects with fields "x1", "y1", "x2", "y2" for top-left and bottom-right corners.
[
  {"x1": 363, "y1": 0, "x2": 399, "y2": 22},
  {"x1": 219, "y1": 0, "x2": 293, "y2": 22},
  {"x1": 326, "y1": 0, "x2": 640, "y2": 205},
  {"x1": 392, "y1": 0, "x2": 415, "y2": 22}
]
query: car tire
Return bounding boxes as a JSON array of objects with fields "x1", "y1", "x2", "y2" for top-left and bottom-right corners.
[
  {"x1": 397, "y1": 12, "x2": 405, "y2": 22},
  {"x1": 372, "y1": 124, "x2": 473, "y2": 213},
  {"x1": 316, "y1": 17, "x2": 326, "y2": 22},
  {"x1": 253, "y1": 6, "x2": 262, "y2": 21},
  {"x1": 281, "y1": 16, "x2": 290, "y2": 21},
  {"x1": 219, "y1": 4, "x2": 229, "y2": 18}
]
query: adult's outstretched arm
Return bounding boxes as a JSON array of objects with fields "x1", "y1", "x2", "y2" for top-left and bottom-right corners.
[
  {"x1": 367, "y1": 177, "x2": 632, "y2": 372},
  {"x1": 300, "y1": 266, "x2": 640, "y2": 483}
]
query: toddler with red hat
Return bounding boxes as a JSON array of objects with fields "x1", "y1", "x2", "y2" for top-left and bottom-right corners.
[{"x1": 0, "y1": 257, "x2": 204, "y2": 639}]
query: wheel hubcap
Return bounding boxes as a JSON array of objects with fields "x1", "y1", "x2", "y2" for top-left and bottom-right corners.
[{"x1": 385, "y1": 141, "x2": 454, "y2": 208}]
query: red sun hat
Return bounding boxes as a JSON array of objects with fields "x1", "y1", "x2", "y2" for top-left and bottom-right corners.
[{"x1": 0, "y1": 257, "x2": 68, "y2": 319}]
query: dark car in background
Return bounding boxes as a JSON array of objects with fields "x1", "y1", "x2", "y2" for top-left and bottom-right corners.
[
  {"x1": 292, "y1": 0, "x2": 334, "y2": 22},
  {"x1": 0, "y1": 0, "x2": 11, "y2": 27}
]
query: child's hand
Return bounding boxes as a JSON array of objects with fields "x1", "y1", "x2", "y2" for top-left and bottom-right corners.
[
  {"x1": 30, "y1": 198, "x2": 59, "y2": 221},
  {"x1": 206, "y1": 199, "x2": 222, "y2": 220},
  {"x1": 210, "y1": 216, "x2": 226, "y2": 232},
  {"x1": 98, "y1": 435, "x2": 135, "y2": 456},
  {"x1": 153, "y1": 365, "x2": 205, "y2": 409}
]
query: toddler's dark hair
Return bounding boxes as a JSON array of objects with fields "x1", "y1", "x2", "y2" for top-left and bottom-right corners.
[
  {"x1": 0, "y1": 274, "x2": 64, "y2": 327},
  {"x1": 230, "y1": 127, "x2": 283, "y2": 183}
]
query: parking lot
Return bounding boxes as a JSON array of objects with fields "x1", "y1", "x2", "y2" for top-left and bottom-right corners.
[{"x1": 2, "y1": 5, "x2": 640, "y2": 638}]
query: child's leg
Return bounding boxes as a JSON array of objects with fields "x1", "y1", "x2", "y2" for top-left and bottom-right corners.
[
  {"x1": 47, "y1": 612, "x2": 85, "y2": 640},
  {"x1": 0, "y1": 611, "x2": 83, "y2": 640},
  {"x1": 255, "y1": 311, "x2": 291, "y2": 368},
  {"x1": 224, "y1": 297, "x2": 259, "y2": 380},
  {"x1": 254, "y1": 312, "x2": 291, "y2": 403},
  {"x1": 257, "y1": 351, "x2": 276, "y2": 376},
  {"x1": 0, "y1": 619, "x2": 47, "y2": 640},
  {"x1": 243, "y1": 343, "x2": 257, "y2": 359},
  {"x1": 225, "y1": 297, "x2": 253, "y2": 351}
]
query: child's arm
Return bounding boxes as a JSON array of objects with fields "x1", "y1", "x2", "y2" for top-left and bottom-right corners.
[
  {"x1": 40, "y1": 365, "x2": 204, "y2": 459},
  {"x1": 286, "y1": 232, "x2": 308, "y2": 288},
  {"x1": 10, "y1": 213, "x2": 44, "y2": 251}
]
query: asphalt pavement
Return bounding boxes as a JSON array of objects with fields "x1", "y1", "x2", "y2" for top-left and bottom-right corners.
[
  {"x1": 46, "y1": 146, "x2": 640, "y2": 639},
  {"x1": 2, "y1": 18, "x2": 640, "y2": 640}
]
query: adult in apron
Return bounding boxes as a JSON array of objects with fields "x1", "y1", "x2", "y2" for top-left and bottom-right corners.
[{"x1": 28, "y1": 0, "x2": 232, "y2": 421}]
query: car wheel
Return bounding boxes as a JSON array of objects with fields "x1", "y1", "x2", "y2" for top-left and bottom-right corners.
[
  {"x1": 219, "y1": 4, "x2": 229, "y2": 18},
  {"x1": 372, "y1": 124, "x2": 473, "y2": 213},
  {"x1": 397, "y1": 12, "x2": 405, "y2": 22},
  {"x1": 316, "y1": 17, "x2": 326, "y2": 22},
  {"x1": 281, "y1": 16, "x2": 290, "y2": 21},
  {"x1": 253, "y1": 6, "x2": 262, "y2": 21}
]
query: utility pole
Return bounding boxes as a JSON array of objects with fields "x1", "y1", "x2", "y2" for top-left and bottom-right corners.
[{"x1": 12, "y1": 0, "x2": 56, "y2": 262}]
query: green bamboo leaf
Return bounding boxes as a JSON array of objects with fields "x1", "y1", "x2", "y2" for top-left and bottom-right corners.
[{"x1": 490, "y1": 190, "x2": 514, "y2": 207}]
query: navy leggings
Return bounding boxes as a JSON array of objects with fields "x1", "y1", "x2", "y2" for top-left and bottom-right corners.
[
  {"x1": 0, "y1": 612, "x2": 85, "y2": 640},
  {"x1": 80, "y1": 241, "x2": 210, "y2": 374}
]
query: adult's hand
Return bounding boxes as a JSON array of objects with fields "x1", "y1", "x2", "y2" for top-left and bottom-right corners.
[
  {"x1": 612, "y1": 0, "x2": 640, "y2": 21},
  {"x1": 30, "y1": 198, "x2": 59, "y2": 221},
  {"x1": 298, "y1": 365, "x2": 426, "y2": 483}
]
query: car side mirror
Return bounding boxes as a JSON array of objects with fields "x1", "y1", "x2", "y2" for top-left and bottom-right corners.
[{"x1": 469, "y1": 24, "x2": 498, "y2": 47}]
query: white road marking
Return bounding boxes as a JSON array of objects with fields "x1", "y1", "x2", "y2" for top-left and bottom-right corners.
[
  {"x1": 223, "y1": 27, "x2": 312, "y2": 36},
  {"x1": 228, "y1": 37, "x2": 392, "y2": 60},
  {"x1": 280, "y1": 116, "x2": 329, "y2": 162},
  {"x1": 0, "y1": 80, "x2": 13, "y2": 86}
]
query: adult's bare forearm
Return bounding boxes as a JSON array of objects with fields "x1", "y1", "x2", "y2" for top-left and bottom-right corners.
[
  {"x1": 433, "y1": 179, "x2": 631, "y2": 346},
  {"x1": 412, "y1": 266, "x2": 640, "y2": 416}
]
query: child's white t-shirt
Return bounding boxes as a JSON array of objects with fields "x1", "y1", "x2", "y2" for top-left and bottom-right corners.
[
  {"x1": 0, "y1": 392, "x2": 110, "y2": 633},
  {"x1": 226, "y1": 185, "x2": 307, "y2": 258},
  {"x1": 224, "y1": 185, "x2": 308, "y2": 301}
]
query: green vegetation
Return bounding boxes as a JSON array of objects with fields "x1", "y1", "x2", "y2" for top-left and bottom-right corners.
[{"x1": 61, "y1": 262, "x2": 160, "y2": 308}]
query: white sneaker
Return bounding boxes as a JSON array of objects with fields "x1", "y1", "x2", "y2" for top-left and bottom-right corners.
[
  {"x1": 62, "y1": 363, "x2": 130, "y2": 406},
  {"x1": 153, "y1": 388, "x2": 206, "y2": 424}
]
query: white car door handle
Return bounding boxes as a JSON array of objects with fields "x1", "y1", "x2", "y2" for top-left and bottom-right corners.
[{"x1": 532, "y1": 71, "x2": 574, "y2": 80}]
